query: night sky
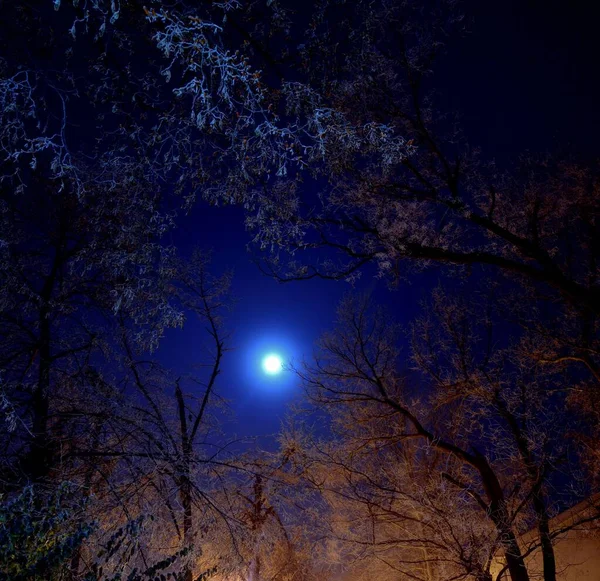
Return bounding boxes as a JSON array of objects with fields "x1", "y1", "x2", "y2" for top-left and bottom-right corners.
[
  {"x1": 3, "y1": 1, "x2": 600, "y2": 579},
  {"x1": 156, "y1": 0, "x2": 600, "y2": 439}
]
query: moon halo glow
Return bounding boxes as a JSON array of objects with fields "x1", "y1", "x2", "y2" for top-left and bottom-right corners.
[{"x1": 262, "y1": 353, "x2": 283, "y2": 375}]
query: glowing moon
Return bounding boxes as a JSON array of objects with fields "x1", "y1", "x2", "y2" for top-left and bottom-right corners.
[{"x1": 262, "y1": 353, "x2": 283, "y2": 375}]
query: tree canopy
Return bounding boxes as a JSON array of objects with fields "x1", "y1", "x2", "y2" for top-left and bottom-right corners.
[{"x1": 0, "y1": 2, "x2": 599, "y2": 581}]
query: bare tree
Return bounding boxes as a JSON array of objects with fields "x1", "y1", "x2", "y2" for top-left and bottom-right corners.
[
  {"x1": 249, "y1": 1, "x2": 598, "y2": 312},
  {"x1": 66, "y1": 251, "x2": 236, "y2": 580},
  {"x1": 0, "y1": 174, "x2": 179, "y2": 485},
  {"x1": 280, "y1": 421, "x2": 499, "y2": 581},
  {"x1": 243, "y1": 2, "x2": 599, "y2": 404},
  {"x1": 291, "y1": 293, "x2": 598, "y2": 581},
  {"x1": 231, "y1": 457, "x2": 328, "y2": 581}
]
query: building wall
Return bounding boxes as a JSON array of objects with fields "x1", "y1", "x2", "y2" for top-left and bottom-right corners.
[{"x1": 490, "y1": 497, "x2": 600, "y2": 581}]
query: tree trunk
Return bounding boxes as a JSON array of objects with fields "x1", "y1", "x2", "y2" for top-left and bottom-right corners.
[
  {"x1": 27, "y1": 309, "x2": 52, "y2": 482},
  {"x1": 477, "y1": 455, "x2": 530, "y2": 581},
  {"x1": 532, "y1": 492, "x2": 556, "y2": 581},
  {"x1": 492, "y1": 514, "x2": 530, "y2": 581},
  {"x1": 493, "y1": 393, "x2": 556, "y2": 581},
  {"x1": 176, "y1": 380, "x2": 195, "y2": 581},
  {"x1": 25, "y1": 248, "x2": 62, "y2": 483},
  {"x1": 248, "y1": 476, "x2": 266, "y2": 581},
  {"x1": 180, "y1": 468, "x2": 194, "y2": 581}
]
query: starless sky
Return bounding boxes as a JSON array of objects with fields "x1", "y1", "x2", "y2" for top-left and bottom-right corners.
[{"x1": 156, "y1": 0, "x2": 600, "y2": 439}]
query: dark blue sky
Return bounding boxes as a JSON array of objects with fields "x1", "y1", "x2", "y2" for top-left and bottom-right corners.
[
  {"x1": 438, "y1": 0, "x2": 600, "y2": 159},
  {"x1": 157, "y1": 0, "x2": 600, "y2": 440}
]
